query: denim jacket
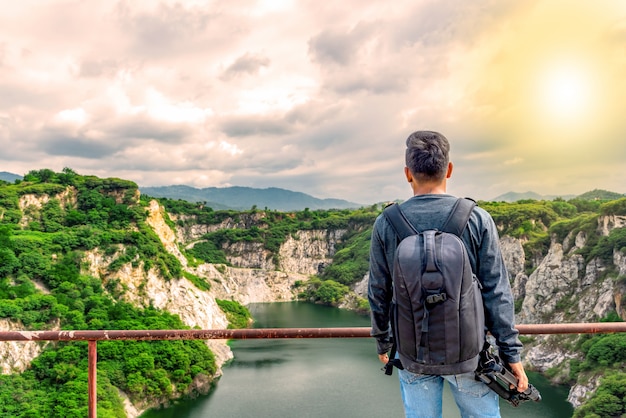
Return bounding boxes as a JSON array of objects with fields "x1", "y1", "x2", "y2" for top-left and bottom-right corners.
[{"x1": 368, "y1": 194, "x2": 522, "y2": 364}]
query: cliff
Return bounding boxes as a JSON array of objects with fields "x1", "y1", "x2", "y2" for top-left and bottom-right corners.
[
  {"x1": 0, "y1": 318, "x2": 56, "y2": 374},
  {"x1": 2, "y1": 188, "x2": 352, "y2": 417},
  {"x1": 107, "y1": 201, "x2": 348, "y2": 416},
  {"x1": 504, "y1": 213, "x2": 626, "y2": 407}
]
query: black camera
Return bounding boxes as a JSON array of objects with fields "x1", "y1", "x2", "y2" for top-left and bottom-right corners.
[{"x1": 475, "y1": 345, "x2": 542, "y2": 407}]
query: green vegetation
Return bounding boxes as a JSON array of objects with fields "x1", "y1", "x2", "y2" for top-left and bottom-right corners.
[
  {"x1": 0, "y1": 169, "x2": 216, "y2": 417},
  {"x1": 299, "y1": 278, "x2": 350, "y2": 305},
  {"x1": 571, "y1": 313, "x2": 626, "y2": 417},
  {"x1": 215, "y1": 299, "x2": 251, "y2": 329},
  {"x1": 319, "y1": 229, "x2": 371, "y2": 286},
  {"x1": 576, "y1": 189, "x2": 625, "y2": 201}
]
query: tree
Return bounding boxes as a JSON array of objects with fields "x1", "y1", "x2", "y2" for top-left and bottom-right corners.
[
  {"x1": 315, "y1": 280, "x2": 348, "y2": 304},
  {"x1": 0, "y1": 247, "x2": 19, "y2": 278}
]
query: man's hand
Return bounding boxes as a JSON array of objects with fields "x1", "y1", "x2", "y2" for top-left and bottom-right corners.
[
  {"x1": 378, "y1": 353, "x2": 389, "y2": 364},
  {"x1": 508, "y1": 362, "x2": 529, "y2": 392}
]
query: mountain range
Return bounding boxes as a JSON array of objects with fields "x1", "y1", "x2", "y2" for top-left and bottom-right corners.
[
  {"x1": 491, "y1": 191, "x2": 576, "y2": 202},
  {"x1": 2, "y1": 171, "x2": 624, "y2": 209},
  {"x1": 492, "y1": 189, "x2": 625, "y2": 202},
  {"x1": 140, "y1": 185, "x2": 363, "y2": 211},
  {"x1": 0, "y1": 171, "x2": 22, "y2": 183}
]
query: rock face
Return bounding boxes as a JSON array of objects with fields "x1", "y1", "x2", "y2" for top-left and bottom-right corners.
[
  {"x1": 500, "y1": 216, "x2": 626, "y2": 408},
  {"x1": 90, "y1": 201, "x2": 349, "y2": 417},
  {"x1": 277, "y1": 230, "x2": 346, "y2": 275},
  {"x1": 146, "y1": 200, "x2": 188, "y2": 266},
  {"x1": 18, "y1": 188, "x2": 78, "y2": 228},
  {"x1": 200, "y1": 264, "x2": 309, "y2": 305},
  {"x1": 500, "y1": 236, "x2": 526, "y2": 280},
  {"x1": 0, "y1": 319, "x2": 56, "y2": 375},
  {"x1": 172, "y1": 212, "x2": 267, "y2": 243}
]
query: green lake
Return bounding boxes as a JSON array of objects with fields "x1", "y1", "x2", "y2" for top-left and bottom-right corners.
[{"x1": 142, "y1": 302, "x2": 574, "y2": 417}]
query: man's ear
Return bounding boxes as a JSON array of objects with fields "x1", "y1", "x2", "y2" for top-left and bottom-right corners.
[
  {"x1": 446, "y1": 162, "x2": 453, "y2": 179},
  {"x1": 404, "y1": 167, "x2": 413, "y2": 183}
]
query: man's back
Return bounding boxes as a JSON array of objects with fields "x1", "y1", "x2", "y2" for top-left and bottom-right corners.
[{"x1": 369, "y1": 193, "x2": 521, "y2": 365}]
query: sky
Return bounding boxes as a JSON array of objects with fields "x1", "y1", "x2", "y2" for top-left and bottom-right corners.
[{"x1": 1, "y1": 0, "x2": 626, "y2": 205}]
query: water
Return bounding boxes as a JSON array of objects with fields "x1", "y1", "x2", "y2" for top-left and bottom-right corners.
[{"x1": 142, "y1": 302, "x2": 573, "y2": 417}]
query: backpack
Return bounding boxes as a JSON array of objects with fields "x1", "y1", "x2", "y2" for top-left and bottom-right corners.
[{"x1": 383, "y1": 197, "x2": 485, "y2": 375}]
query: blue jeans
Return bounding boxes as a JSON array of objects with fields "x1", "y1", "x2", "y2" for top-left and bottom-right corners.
[{"x1": 398, "y1": 369, "x2": 500, "y2": 418}]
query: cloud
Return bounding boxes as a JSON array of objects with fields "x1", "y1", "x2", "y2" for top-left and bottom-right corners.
[
  {"x1": 323, "y1": 71, "x2": 408, "y2": 95},
  {"x1": 222, "y1": 52, "x2": 270, "y2": 80},
  {"x1": 309, "y1": 26, "x2": 367, "y2": 66},
  {"x1": 115, "y1": 2, "x2": 217, "y2": 59},
  {"x1": 40, "y1": 136, "x2": 119, "y2": 159},
  {"x1": 392, "y1": 0, "x2": 524, "y2": 47},
  {"x1": 1, "y1": 0, "x2": 625, "y2": 204},
  {"x1": 219, "y1": 115, "x2": 295, "y2": 137},
  {"x1": 79, "y1": 59, "x2": 119, "y2": 78}
]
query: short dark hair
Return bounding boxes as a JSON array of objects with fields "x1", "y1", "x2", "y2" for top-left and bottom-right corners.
[{"x1": 405, "y1": 130, "x2": 450, "y2": 182}]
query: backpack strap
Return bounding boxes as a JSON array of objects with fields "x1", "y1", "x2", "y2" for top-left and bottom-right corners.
[
  {"x1": 383, "y1": 203, "x2": 418, "y2": 240},
  {"x1": 383, "y1": 198, "x2": 476, "y2": 239},
  {"x1": 441, "y1": 197, "x2": 476, "y2": 236}
]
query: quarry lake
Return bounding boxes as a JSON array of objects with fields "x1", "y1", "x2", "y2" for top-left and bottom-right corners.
[{"x1": 142, "y1": 302, "x2": 573, "y2": 418}]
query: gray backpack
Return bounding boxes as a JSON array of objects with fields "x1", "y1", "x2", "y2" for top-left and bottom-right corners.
[{"x1": 383, "y1": 198, "x2": 485, "y2": 375}]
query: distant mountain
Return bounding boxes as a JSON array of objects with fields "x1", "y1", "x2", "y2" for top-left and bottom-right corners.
[
  {"x1": 490, "y1": 191, "x2": 573, "y2": 202},
  {"x1": 140, "y1": 185, "x2": 363, "y2": 211},
  {"x1": 0, "y1": 171, "x2": 22, "y2": 183},
  {"x1": 576, "y1": 189, "x2": 625, "y2": 201},
  {"x1": 491, "y1": 189, "x2": 624, "y2": 202}
]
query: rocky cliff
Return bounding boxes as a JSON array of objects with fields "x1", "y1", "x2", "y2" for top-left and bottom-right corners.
[
  {"x1": 0, "y1": 318, "x2": 57, "y2": 375},
  {"x1": 504, "y1": 213, "x2": 626, "y2": 407},
  {"x1": 102, "y1": 201, "x2": 347, "y2": 416}
]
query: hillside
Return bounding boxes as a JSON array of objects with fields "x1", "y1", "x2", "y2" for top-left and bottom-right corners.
[
  {"x1": 576, "y1": 189, "x2": 625, "y2": 201},
  {"x1": 140, "y1": 185, "x2": 362, "y2": 211},
  {"x1": 492, "y1": 191, "x2": 557, "y2": 202},
  {"x1": 491, "y1": 190, "x2": 623, "y2": 202},
  {"x1": 0, "y1": 169, "x2": 227, "y2": 417}
]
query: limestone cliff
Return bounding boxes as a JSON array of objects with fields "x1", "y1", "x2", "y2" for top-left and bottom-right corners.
[
  {"x1": 0, "y1": 319, "x2": 57, "y2": 374},
  {"x1": 18, "y1": 188, "x2": 78, "y2": 228},
  {"x1": 96, "y1": 201, "x2": 348, "y2": 416},
  {"x1": 501, "y1": 214, "x2": 626, "y2": 408}
]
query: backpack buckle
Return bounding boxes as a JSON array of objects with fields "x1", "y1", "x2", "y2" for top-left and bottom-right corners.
[{"x1": 425, "y1": 293, "x2": 447, "y2": 305}]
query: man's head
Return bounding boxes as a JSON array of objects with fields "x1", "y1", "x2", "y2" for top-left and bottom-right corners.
[{"x1": 405, "y1": 130, "x2": 450, "y2": 183}]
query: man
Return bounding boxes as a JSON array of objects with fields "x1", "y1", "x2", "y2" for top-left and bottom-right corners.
[{"x1": 368, "y1": 130, "x2": 528, "y2": 417}]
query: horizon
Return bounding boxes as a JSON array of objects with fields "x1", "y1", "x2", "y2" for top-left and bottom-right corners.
[
  {"x1": 2, "y1": 169, "x2": 623, "y2": 205},
  {"x1": 1, "y1": 1, "x2": 626, "y2": 203}
]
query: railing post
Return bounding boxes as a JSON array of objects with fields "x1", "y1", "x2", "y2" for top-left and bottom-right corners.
[{"x1": 88, "y1": 340, "x2": 97, "y2": 418}]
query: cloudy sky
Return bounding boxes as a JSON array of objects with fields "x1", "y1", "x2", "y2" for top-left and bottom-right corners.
[{"x1": 1, "y1": 1, "x2": 625, "y2": 204}]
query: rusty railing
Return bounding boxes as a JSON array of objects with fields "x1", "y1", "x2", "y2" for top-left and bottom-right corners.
[{"x1": 2, "y1": 322, "x2": 626, "y2": 417}]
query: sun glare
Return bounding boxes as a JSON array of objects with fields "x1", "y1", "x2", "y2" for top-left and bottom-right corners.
[
  {"x1": 544, "y1": 68, "x2": 591, "y2": 117},
  {"x1": 538, "y1": 64, "x2": 593, "y2": 121}
]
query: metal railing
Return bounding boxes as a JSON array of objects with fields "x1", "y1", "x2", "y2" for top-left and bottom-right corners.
[{"x1": 3, "y1": 322, "x2": 626, "y2": 418}]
